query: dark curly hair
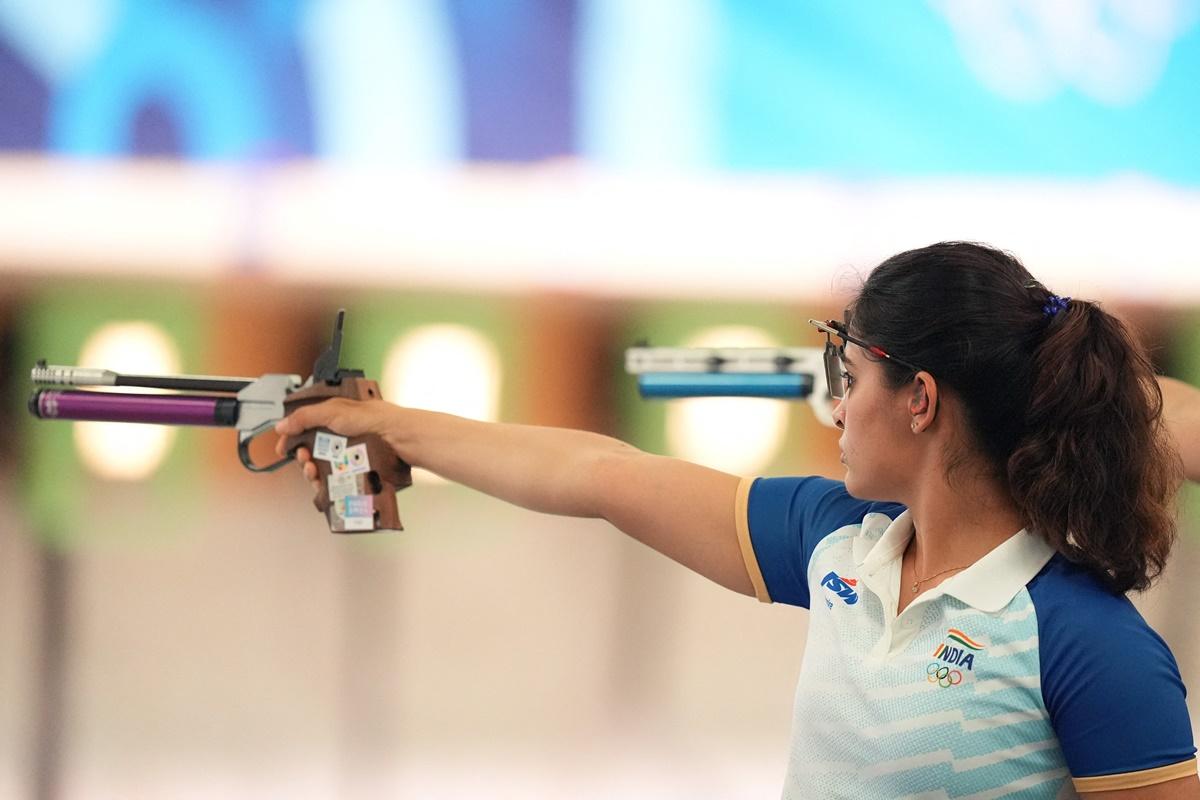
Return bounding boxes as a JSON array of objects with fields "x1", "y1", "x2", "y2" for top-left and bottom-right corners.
[{"x1": 848, "y1": 241, "x2": 1182, "y2": 593}]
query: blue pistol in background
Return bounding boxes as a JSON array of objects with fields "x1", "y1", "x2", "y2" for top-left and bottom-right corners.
[{"x1": 624, "y1": 342, "x2": 838, "y2": 427}]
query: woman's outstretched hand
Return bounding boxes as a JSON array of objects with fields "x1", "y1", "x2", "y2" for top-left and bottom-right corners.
[{"x1": 274, "y1": 398, "x2": 398, "y2": 492}]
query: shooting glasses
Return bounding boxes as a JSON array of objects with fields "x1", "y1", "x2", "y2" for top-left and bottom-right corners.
[{"x1": 807, "y1": 318, "x2": 926, "y2": 400}]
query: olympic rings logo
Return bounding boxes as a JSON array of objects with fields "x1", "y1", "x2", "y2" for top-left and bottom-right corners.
[{"x1": 926, "y1": 662, "x2": 963, "y2": 688}]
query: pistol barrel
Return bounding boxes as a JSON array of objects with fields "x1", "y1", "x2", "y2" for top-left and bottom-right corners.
[{"x1": 29, "y1": 389, "x2": 240, "y2": 427}]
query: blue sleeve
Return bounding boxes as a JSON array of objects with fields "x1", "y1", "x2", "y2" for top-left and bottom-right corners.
[
  {"x1": 1029, "y1": 557, "x2": 1196, "y2": 781},
  {"x1": 742, "y1": 476, "x2": 903, "y2": 608}
]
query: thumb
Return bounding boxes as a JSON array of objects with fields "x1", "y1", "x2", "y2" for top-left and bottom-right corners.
[{"x1": 274, "y1": 397, "x2": 365, "y2": 439}]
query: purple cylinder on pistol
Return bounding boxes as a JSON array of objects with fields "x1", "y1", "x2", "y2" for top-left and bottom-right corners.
[{"x1": 30, "y1": 390, "x2": 239, "y2": 427}]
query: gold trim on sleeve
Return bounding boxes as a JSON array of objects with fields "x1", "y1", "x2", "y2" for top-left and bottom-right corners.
[
  {"x1": 734, "y1": 476, "x2": 771, "y2": 603},
  {"x1": 1072, "y1": 758, "x2": 1198, "y2": 792}
]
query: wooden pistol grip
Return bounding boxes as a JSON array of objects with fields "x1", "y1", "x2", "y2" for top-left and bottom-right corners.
[{"x1": 283, "y1": 378, "x2": 413, "y2": 533}]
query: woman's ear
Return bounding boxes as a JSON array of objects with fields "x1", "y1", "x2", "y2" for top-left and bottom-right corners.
[{"x1": 909, "y1": 372, "x2": 938, "y2": 433}]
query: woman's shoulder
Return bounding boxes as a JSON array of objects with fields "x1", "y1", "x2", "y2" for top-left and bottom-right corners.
[
  {"x1": 1026, "y1": 552, "x2": 1178, "y2": 686},
  {"x1": 1026, "y1": 553, "x2": 1143, "y2": 619},
  {"x1": 749, "y1": 475, "x2": 906, "y2": 528},
  {"x1": 741, "y1": 476, "x2": 908, "y2": 608}
]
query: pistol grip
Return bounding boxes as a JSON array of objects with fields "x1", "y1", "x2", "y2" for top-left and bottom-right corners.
[
  {"x1": 286, "y1": 428, "x2": 413, "y2": 534},
  {"x1": 282, "y1": 378, "x2": 413, "y2": 533}
]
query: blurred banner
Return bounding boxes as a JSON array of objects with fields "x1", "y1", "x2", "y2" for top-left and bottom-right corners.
[
  {"x1": 0, "y1": 1, "x2": 1196, "y2": 177},
  {"x1": 1, "y1": 1, "x2": 1198, "y2": 301}
]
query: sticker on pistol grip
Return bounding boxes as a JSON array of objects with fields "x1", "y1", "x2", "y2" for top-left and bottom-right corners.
[
  {"x1": 339, "y1": 495, "x2": 374, "y2": 518},
  {"x1": 328, "y1": 493, "x2": 374, "y2": 532},
  {"x1": 329, "y1": 509, "x2": 374, "y2": 532},
  {"x1": 342, "y1": 443, "x2": 370, "y2": 475},
  {"x1": 313, "y1": 432, "x2": 347, "y2": 462},
  {"x1": 327, "y1": 472, "x2": 360, "y2": 502}
]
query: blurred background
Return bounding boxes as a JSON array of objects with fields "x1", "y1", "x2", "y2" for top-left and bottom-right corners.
[{"x1": 2, "y1": 1, "x2": 1200, "y2": 797}]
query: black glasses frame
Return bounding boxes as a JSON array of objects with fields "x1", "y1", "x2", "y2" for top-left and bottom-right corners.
[{"x1": 807, "y1": 318, "x2": 927, "y2": 400}]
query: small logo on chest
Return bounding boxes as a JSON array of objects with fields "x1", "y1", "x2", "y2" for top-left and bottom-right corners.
[
  {"x1": 926, "y1": 628, "x2": 987, "y2": 688},
  {"x1": 820, "y1": 571, "x2": 859, "y2": 605}
]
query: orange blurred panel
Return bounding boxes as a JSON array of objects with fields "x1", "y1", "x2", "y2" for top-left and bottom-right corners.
[
  {"x1": 199, "y1": 283, "x2": 321, "y2": 479},
  {"x1": 515, "y1": 294, "x2": 618, "y2": 434}
]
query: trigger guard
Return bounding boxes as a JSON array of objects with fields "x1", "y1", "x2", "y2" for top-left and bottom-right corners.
[{"x1": 238, "y1": 421, "x2": 295, "y2": 473}]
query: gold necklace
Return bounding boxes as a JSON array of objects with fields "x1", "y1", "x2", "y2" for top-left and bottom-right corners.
[{"x1": 909, "y1": 560, "x2": 969, "y2": 594}]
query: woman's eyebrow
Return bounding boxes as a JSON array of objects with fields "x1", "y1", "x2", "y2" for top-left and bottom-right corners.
[{"x1": 841, "y1": 351, "x2": 856, "y2": 367}]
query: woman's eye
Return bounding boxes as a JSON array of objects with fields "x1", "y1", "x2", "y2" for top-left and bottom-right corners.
[{"x1": 840, "y1": 371, "x2": 855, "y2": 390}]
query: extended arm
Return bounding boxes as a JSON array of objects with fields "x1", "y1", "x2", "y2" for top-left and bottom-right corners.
[
  {"x1": 276, "y1": 399, "x2": 754, "y2": 595},
  {"x1": 1159, "y1": 376, "x2": 1200, "y2": 483}
]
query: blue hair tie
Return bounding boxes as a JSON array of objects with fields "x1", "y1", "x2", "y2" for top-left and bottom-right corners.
[{"x1": 1042, "y1": 295, "x2": 1070, "y2": 318}]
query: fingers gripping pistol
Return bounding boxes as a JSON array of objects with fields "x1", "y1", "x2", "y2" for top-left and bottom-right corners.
[{"x1": 28, "y1": 310, "x2": 413, "y2": 533}]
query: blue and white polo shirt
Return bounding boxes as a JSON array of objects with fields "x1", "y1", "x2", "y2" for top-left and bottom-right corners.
[{"x1": 734, "y1": 475, "x2": 1196, "y2": 798}]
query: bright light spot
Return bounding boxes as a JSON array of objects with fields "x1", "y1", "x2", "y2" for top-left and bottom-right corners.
[
  {"x1": 665, "y1": 326, "x2": 788, "y2": 475},
  {"x1": 932, "y1": 0, "x2": 1200, "y2": 105},
  {"x1": 74, "y1": 322, "x2": 181, "y2": 481},
  {"x1": 382, "y1": 324, "x2": 502, "y2": 484}
]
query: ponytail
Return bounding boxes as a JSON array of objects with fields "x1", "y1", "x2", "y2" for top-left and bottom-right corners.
[{"x1": 1007, "y1": 300, "x2": 1182, "y2": 593}]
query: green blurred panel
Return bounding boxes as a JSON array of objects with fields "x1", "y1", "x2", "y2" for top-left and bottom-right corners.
[
  {"x1": 616, "y1": 300, "x2": 823, "y2": 474},
  {"x1": 18, "y1": 283, "x2": 204, "y2": 548},
  {"x1": 1177, "y1": 315, "x2": 1200, "y2": 536},
  {"x1": 336, "y1": 292, "x2": 519, "y2": 421}
]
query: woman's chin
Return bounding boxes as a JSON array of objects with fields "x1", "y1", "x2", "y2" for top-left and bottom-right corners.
[{"x1": 842, "y1": 470, "x2": 871, "y2": 500}]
